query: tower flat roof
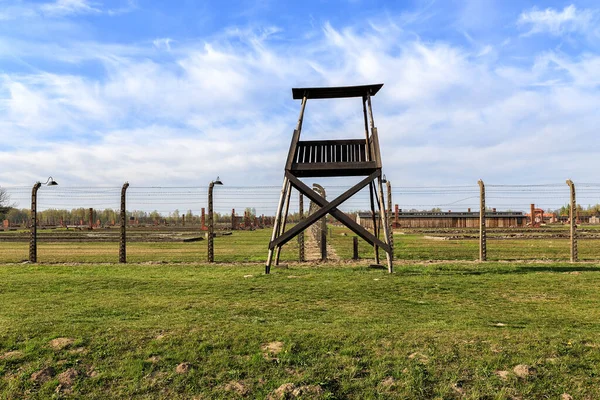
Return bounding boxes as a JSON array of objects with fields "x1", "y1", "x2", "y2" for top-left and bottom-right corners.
[{"x1": 292, "y1": 83, "x2": 383, "y2": 100}]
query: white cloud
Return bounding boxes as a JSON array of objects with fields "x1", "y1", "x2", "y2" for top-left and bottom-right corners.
[
  {"x1": 0, "y1": 0, "x2": 132, "y2": 20},
  {"x1": 152, "y1": 38, "x2": 173, "y2": 51},
  {"x1": 40, "y1": 0, "x2": 101, "y2": 16},
  {"x1": 1, "y1": 15, "x2": 600, "y2": 202},
  {"x1": 517, "y1": 4, "x2": 595, "y2": 36}
]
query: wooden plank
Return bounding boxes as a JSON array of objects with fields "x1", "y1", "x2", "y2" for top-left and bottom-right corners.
[
  {"x1": 362, "y1": 96, "x2": 371, "y2": 161},
  {"x1": 285, "y1": 129, "x2": 301, "y2": 171},
  {"x1": 285, "y1": 95, "x2": 307, "y2": 171},
  {"x1": 292, "y1": 84, "x2": 383, "y2": 99},
  {"x1": 293, "y1": 161, "x2": 377, "y2": 170},
  {"x1": 298, "y1": 139, "x2": 366, "y2": 146},
  {"x1": 290, "y1": 168, "x2": 378, "y2": 178},
  {"x1": 372, "y1": 127, "x2": 382, "y2": 169}
]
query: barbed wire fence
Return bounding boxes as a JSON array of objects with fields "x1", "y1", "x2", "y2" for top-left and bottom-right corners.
[{"x1": 1, "y1": 181, "x2": 599, "y2": 263}]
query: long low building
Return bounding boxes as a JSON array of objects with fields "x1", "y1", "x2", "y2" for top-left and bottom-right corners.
[{"x1": 357, "y1": 211, "x2": 526, "y2": 229}]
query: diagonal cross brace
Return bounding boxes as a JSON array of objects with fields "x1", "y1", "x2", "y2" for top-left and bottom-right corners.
[
  {"x1": 288, "y1": 173, "x2": 390, "y2": 252},
  {"x1": 268, "y1": 171, "x2": 390, "y2": 253},
  {"x1": 270, "y1": 171, "x2": 376, "y2": 249}
]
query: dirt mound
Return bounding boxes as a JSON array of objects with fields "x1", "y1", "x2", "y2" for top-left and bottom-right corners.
[
  {"x1": 513, "y1": 364, "x2": 536, "y2": 378},
  {"x1": 0, "y1": 350, "x2": 23, "y2": 360},
  {"x1": 292, "y1": 385, "x2": 323, "y2": 397},
  {"x1": 224, "y1": 381, "x2": 249, "y2": 396},
  {"x1": 495, "y1": 370, "x2": 510, "y2": 380},
  {"x1": 176, "y1": 362, "x2": 192, "y2": 374},
  {"x1": 49, "y1": 337, "x2": 75, "y2": 350},
  {"x1": 262, "y1": 341, "x2": 284, "y2": 360},
  {"x1": 55, "y1": 368, "x2": 78, "y2": 395},
  {"x1": 30, "y1": 366, "x2": 56, "y2": 384},
  {"x1": 267, "y1": 383, "x2": 323, "y2": 399},
  {"x1": 58, "y1": 368, "x2": 78, "y2": 386},
  {"x1": 268, "y1": 383, "x2": 295, "y2": 399}
]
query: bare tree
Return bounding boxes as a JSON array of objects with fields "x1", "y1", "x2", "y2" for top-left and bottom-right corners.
[{"x1": 0, "y1": 187, "x2": 14, "y2": 218}]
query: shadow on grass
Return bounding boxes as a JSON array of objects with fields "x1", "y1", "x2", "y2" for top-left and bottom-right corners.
[
  {"x1": 393, "y1": 263, "x2": 600, "y2": 277},
  {"x1": 514, "y1": 265, "x2": 600, "y2": 273}
]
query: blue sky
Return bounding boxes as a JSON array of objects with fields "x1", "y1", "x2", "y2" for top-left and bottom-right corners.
[{"x1": 1, "y1": 0, "x2": 600, "y2": 191}]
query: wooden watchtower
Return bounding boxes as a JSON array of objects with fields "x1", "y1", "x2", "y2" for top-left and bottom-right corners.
[{"x1": 266, "y1": 84, "x2": 393, "y2": 273}]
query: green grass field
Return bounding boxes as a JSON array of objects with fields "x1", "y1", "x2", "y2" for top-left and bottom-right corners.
[
  {"x1": 1, "y1": 225, "x2": 599, "y2": 397},
  {"x1": 1, "y1": 225, "x2": 598, "y2": 264},
  {"x1": 1, "y1": 261, "x2": 600, "y2": 398},
  {"x1": 330, "y1": 228, "x2": 600, "y2": 262}
]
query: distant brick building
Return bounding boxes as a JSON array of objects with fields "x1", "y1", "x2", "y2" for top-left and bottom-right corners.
[{"x1": 357, "y1": 210, "x2": 526, "y2": 229}]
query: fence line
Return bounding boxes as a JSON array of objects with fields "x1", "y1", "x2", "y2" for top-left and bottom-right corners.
[{"x1": 1, "y1": 181, "x2": 599, "y2": 264}]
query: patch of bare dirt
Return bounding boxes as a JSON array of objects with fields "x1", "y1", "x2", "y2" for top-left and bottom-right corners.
[
  {"x1": 495, "y1": 370, "x2": 510, "y2": 381},
  {"x1": 408, "y1": 351, "x2": 429, "y2": 364},
  {"x1": 155, "y1": 333, "x2": 167, "y2": 340},
  {"x1": 224, "y1": 380, "x2": 249, "y2": 396},
  {"x1": 0, "y1": 350, "x2": 23, "y2": 360},
  {"x1": 513, "y1": 364, "x2": 536, "y2": 379},
  {"x1": 176, "y1": 362, "x2": 192, "y2": 374},
  {"x1": 58, "y1": 368, "x2": 78, "y2": 386},
  {"x1": 30, "y1": 366, "x2": 56, "y2": 384},
  {"x1": 379, "y1": 376, "x2": 396, "y2": 388},
  {"x1": 292, "y1": 385, "x2": 323, "y2": 397},
  {"x1": 304, "y1": 228, "x2": 340, "y2": 262},
  {"x1": 68, "y1": 347, "x2": 87, "y2": 355},
  {"x1": 262, "y1": 341, "x2": 284, "y2": 360},
  {"x1": 49, "y1": 337, "x2": 75, "y2": 350},
  {"x1": 268, "y1": 383, "x2": 296, "y2": 399},
  {"x1": 146, "y1": 356, "x2": 160, "y2": 364},
  {"x1": 561, "y1": 394, "x2": 573, "y2": 400},
  {"x1": 267, "y1": 383, "x2": 323, "y2": 399}
]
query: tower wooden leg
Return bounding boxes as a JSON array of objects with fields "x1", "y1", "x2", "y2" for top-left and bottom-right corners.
[
  {"x1": 369, "y1": 182, "x2": 380, "y2": 264},
  {"x1": 266, "y1": 177, "x2": 289, "y2": 274},
  {"x1": 377, "y1": 177, "x2": 393, "y2": 273},
  {"x1": 275, "y1": 181, "x2": 292, "y2": 265}
]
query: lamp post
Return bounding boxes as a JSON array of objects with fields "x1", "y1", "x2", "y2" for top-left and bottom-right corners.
[
  {"x1": 207, "y1": 176, "x2": 223, "y2": 262},
  {"x1": 30, "y1": 177, "x2": 58, "y2": 262}
]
